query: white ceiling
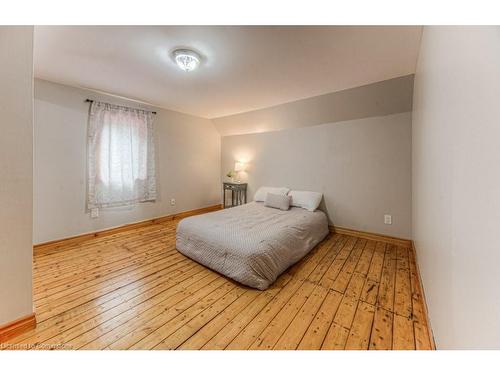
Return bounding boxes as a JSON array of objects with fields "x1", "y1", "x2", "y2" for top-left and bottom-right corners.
[{"x1": 34, "y1": 26, "x2": 422, "y2": 119}]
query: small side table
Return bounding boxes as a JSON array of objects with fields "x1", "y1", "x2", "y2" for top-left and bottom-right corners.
[{"x1": 223, "y1": 182, "x2": 247, "y2": 208}]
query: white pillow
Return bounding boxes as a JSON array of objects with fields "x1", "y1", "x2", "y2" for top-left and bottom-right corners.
[
  {"x1": 288, "y1": 190, "x2": 323, "y2": 212},
  {"x1": 264, "y1": 193, "x2": 291, "y2": 211},
  {"x1": 254, "y1": 186, "x2": 290, "y2": 202}
]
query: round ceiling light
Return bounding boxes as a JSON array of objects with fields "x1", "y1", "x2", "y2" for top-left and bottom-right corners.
[{"x1": 173, "y1": 49, "x2": 201, "y2": 72}]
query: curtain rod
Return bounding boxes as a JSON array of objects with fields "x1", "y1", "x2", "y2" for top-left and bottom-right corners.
[{"x1": 85, "y1": 99, "x2": 157, "y2": 114}]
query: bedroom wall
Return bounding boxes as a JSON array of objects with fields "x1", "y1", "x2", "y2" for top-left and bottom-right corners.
[
  {"x1": 34, "y1": 79, "x2": 221, "y2": 244},
  {"x1": 0, "y1": 27, "x2": 34, "y2": 325},
  {"x1": 213, "y1": 75, "x2": 414, "y2": 136},
  {"x1": 412, "y1": 26, "x2": 500, "y2": 348},
  {"x1": 221, "y1": 112, "x2": 412, "y2": 239}
]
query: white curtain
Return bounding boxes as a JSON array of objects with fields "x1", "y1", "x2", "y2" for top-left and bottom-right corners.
[{"x1": 87, "y1": 101, "x2": 156, "y2": 209}]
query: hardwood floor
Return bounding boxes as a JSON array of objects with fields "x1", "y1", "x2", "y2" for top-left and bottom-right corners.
[{"x1": 2, "y1": 218, "x2": 433, "y2": 350}]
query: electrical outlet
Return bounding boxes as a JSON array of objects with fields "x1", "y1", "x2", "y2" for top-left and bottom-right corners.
[
  {"x1": 90, "y1": 208, "x2": 99, "y2": 219},
  {"x1": 384, "y1": 214, "x2": 392, "y2": 225},
  {"x1": 170, "y1": 198, "x2": 176, "y2": 206}
]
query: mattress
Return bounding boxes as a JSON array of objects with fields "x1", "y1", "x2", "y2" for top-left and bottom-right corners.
[{"x1": 176, "y1": 202, "x2": 329, "y2": 290}]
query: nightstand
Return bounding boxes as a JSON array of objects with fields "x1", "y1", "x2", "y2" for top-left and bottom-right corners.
[{"x1": 223, "y1": 182, "x2": 247, "y2": 208}]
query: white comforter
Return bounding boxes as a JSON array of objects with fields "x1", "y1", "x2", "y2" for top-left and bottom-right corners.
[{"x1": 176, "y1": 202, "x2": 329, "y2": 290}]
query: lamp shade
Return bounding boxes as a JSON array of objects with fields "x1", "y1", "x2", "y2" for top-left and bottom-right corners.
[{"x1": 234, "y1": 162, "x2": 245, "y2": 172}]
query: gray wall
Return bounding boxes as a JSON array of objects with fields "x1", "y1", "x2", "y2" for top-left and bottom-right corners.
[
  {"x1": 34, "y1": 79, "x2": 221, "y2": 244},
  {"x1": 213, "y1": 75, "x2": 414, "y2": 136},
  {"x1": 412, "y1": 26, "x2": 500, "y2": 348},
  {"x1": 222, "y1": 112, "x2": 412, "y2": 239},
  {"x1": 0, "y1": 27, "x2": 34, "y2": 325}
]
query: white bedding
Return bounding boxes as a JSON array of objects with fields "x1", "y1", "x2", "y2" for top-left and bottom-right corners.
[{"x1": 176, "y1": 202, "x2": 329, "y2": 290}]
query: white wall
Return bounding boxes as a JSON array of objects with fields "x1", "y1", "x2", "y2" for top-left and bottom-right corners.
[
  {"x1": 213, "y1": 75, "x2": 414, "y2": 136},
  {"x1": 222, "y1": 112, "x2": 412, "y2": 238},
  {"x1": 0, "y1": 27, "x2": 34, "y2": 325},
  {"x1": 413, "y1": 26, "x2": 500, "y2": 348},
  {"x1": 34, "y1": 79, "x2": 221, "y2": 244}
]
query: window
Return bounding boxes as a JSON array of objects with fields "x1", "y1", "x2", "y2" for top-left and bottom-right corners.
[{"x1": 87, "y1": 101, "x2": 156, "y2": 210}]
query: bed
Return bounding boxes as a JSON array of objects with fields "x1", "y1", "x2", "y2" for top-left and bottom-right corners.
[{"x1": 176, "y1": 201, "x2": 329, "y2": 290}]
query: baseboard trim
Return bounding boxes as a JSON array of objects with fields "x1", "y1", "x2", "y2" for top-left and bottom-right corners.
[
  {"x1": 0, "y1": 313, "x2": 36, "y2": 343},
  {"x1": 34, "y1": 204, "x2": 223, "y2": 253},
  {"x1": 330, "y1": 225, "x2": 411, "y2": 247},
  {"x1": 411, "y1": 241, "x2": 437, "y2": 350}
]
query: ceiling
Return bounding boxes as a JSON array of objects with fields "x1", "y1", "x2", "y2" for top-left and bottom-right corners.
[{"x1": 34, "y1": 26, "x2": 422, "y2": 119}]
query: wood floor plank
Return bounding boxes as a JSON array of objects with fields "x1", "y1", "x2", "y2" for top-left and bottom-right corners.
[
  {"x1": 317, "y1": 236, "x2": 354, "y2": 289},
  {"x1": 360, "y1": 278, "x2": 379, "y2": 306},
  {"x1": 108, "y1": 278, "x2": 231, "y2": 349},
  {"x1": 65, "y1": 273, "x2": 219, "y2": 349},
  {"x1": 297, "y1": 290, "x2": 343, "y2": 350},
  {"x1": 332, "y1": 296, "x2": 359, "y2": 330},
  {"x1": 332, "y1": 272, "x2": 366, "y2": 329},
  {"x1": 5, "y1": 217, "x2": 432, "y2": 351},
  {"x1": 273, "y1": 285, "x2": 329, "y2": 349},
  {"x1": 7, "y1": 262, "x2": 199, "y2": 345},
  {"x1": 331, "y1": 239, "x2": 366, "y2": 293},
  {"x1": 354, "y1": 240, "x2": 376, "y2": 276},
  {"x1": 393, "y1": 314, "x2": 415, "y2": 350},
  {"x1": 80, "y1": 271, "x2": 217, "y2": 350},
  {"x1": 394, "y1": 256, "x2": 412, "y2": 318},
  {"x1": 200, "y1": 279, "x2": 288, "y2": 350},
  {"x1": 34, "y1": 228, "x2": 172, "y2": 271},
  {"x1": 178, "y1": 289, "x2": 261, "y2": 350},
  {"x1": 321, "y1": 323, "x2": 349, "y2": 350},
  {"x1": 226, "y1": 238, "x2": 337, "y2": 350},
  {"x1": 22, "y1": 264, "x2": 206, "y2": 347},
  {"x1": 344, "y1": 272, "x2": 366, "y2": 299},
  {"x1": 34, "y1": 249, "x2": 177, "y2": 307},
  {"x1": 35, "y1": 250, "x2": 182, "y2": 306},
  {"x1": 33, "y1": 229, "x2": 172, "y2": 270},
  {"x1": 369, "y1": 306, "x2": 393, "y2": 350},
  {"x1": 130, "y1": 282, "x2": 235, "y2": 349},
  {"x1": 154, "y1": 287, "x2": 248, "y2": 349},
  {"x1": 35, "y1": 256, "x2": 190, "y2": 323},
  {"x1": 14, "y1": 261, "x2": 200, "y2": 344},
  {"x1": 377, "y1": 245, "x2": 397, "y2": 312},
  {"x1": 34, "y1": 239, "x2": 173, "y2": 294},
  {"x1": 268, "y1": 236, "x2": 349, "y2": 350},
  {"x1": 248, "y1": 280, "x2": 317, "y2": 350},
  {"x1": 345, "y1": 301, "x2": 375, "y2": 350},
  {"x1": 34, "y1": 248, "x2": 177, "y2": 303},
  {"x1": 413, "y1": 315, "x2": 432, "y2": 350},
  {"x1": 366, "y1": 242, "x2": 386, "y2": 282}
]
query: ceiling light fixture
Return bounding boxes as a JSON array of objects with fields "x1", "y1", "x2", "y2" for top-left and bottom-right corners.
[{"x1": 173, "y1": 49, "x2": 201, "y2": 72}]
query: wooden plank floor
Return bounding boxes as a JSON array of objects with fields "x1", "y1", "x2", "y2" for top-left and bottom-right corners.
[{"x1": 3, "y1": 219, "x2": 433, "y2": 350}]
